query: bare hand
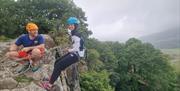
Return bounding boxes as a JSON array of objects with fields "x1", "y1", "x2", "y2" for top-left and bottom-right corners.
[{"x1": 63, "y1": 48, "x2": 69, "y2": 53}]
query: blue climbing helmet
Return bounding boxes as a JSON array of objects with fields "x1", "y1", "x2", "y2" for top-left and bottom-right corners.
[{"x1": 67, "y1": 17, "x2": 80, "y2": 25}]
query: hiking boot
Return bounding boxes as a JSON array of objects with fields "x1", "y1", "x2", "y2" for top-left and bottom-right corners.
[
  {"x1": 31, "y1": 65, "x2": 40, "y2": 72},
  {"x1": 38, "y1": 81, "x2": 52, "y2": 91},
  {"x1": 31, "y1": 61, "x2": 41, "y2": 72}
]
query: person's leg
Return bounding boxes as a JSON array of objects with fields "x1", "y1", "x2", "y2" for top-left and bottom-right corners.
[
  {"x1": 49, "y1": 53, "x2": 79, "y2": 84},
  {"x1": 5, "y1": 51, "x2": 19, "y2": 60},
  {"x1": 6, "y1": 51, "x2": 29, "y2": 73},
  {"x1": 54, "y1": 53, "x2": 70, "y2": 67},
  {"x1": 31, "y1": 48, "x2": 44, "y2": 65},
  {"x1": 29, "y1": 48, "x2": 44, "y2": 73},
  {"x1": 31, "y1": 48, "x2": 42, "y2": 59}
]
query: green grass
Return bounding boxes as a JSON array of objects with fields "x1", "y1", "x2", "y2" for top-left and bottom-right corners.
[
  {"x1": 0, "y1": 35, "x2": 10, "y2": 42},
  {"x1": 161, "y1": 48, "x2": 180, "y2": 73},
  {"x1": 14, "y1": 75, "x2": 33, "y2": 83}
]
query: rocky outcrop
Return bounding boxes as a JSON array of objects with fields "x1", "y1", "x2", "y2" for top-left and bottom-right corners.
[
  {"x1": 0, "y1": 78, "x2": 18, "y2": 89},
  {"x1": 0, "y1": 35, "x2": 85, "y2": 91}
]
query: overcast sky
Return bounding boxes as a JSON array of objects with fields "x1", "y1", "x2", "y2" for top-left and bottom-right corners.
[{"x1": 74, "y1": 0, "x2": 180, "y2": 42}]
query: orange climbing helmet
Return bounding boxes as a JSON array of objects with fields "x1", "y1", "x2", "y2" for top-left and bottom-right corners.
[{"x1": 26, "y1": 22, "x2": 38, "y2": 31}]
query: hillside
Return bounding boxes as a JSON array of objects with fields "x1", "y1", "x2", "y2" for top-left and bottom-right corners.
[
  {"x1": 140, "y1": 28, "x2": 180, "y2": 49},
  {"x1": 161, "y1": 48, "x2": 180, "y2": 73}
]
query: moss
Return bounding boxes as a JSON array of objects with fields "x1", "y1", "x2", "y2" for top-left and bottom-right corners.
[{"x1": 14, "y1": 75, "x2": 33, "y2": 83}]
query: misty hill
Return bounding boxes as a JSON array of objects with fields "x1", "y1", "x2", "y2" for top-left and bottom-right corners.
[{"x1": 140, "y1": 28, "x2": 180, "y2": 49}]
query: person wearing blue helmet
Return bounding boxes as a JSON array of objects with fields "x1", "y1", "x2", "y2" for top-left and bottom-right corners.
[
  {"x1": 67, "y1": 17, "x2": 80, "y2": 24},
  {"x1": 39, "y1": 17, "x2": 85, "y2": 90}
]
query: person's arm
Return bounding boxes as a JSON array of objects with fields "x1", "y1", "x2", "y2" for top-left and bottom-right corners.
[
  {"x1": 68, "y1": 36, "x2": 80, "y2": 52},
  {"x1": 10, "y1": 35, "x2": 24, "y2": 51},
  {"x1": 21, "y1": 35, "x2": 45, "y2": 52},
  {"x1": 22, "y1": 44, "x2": 45, "y2": 51}
]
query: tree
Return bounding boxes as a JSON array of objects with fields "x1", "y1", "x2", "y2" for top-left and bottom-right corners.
[
  {"x1": 80, "y1": 71, "x2": 113, "y2": 91},
  {"x1": 86, "y1": 39, "x2": 118, "y2": 71},
  {"x1": 0, "y1": 0, "x2": 91, "y2": 39},
  {"x1": 112, "y1": 38, "x2": 179, "y2": 91},
  {"x1": 86, "y1": 49, "x2": 103, "y2": 71}
]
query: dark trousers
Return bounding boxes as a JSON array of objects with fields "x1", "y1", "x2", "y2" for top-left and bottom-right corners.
[{"x1": 49, "y1": 53, "x2": 79, "y2": 84}]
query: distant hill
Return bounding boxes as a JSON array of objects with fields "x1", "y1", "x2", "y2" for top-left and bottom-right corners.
[
  {"x1": 140, "y1": 28, "x2": 180, "y2": 49},
  {"x1": 161, "y1": 48, "x2": 180, "y2": 73}
]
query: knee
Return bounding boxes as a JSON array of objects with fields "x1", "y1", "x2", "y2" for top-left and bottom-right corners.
[
  {"x1": 31, "y1": 48, "x2": 42, "y2": 58},
  {"x1": 5, "y1": 51, "x2": 18, "y2": 58}
]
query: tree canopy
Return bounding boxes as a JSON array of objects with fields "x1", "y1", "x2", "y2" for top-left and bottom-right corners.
[
  {"x1": 0, "y1": 0, "x2": 91, "y2": 38},
  {"x1": 84, "y1": 38, "x2": 179, "y2": 91}
]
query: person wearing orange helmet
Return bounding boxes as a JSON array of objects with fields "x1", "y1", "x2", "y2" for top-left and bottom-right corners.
[{"x1": 6, "y1": 22, "x2": 45, "y2": 71}]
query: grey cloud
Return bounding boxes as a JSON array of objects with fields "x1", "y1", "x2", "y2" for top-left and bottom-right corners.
[{"x1": 74, "y1": 0, "x2": 180, "y2": 41}]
